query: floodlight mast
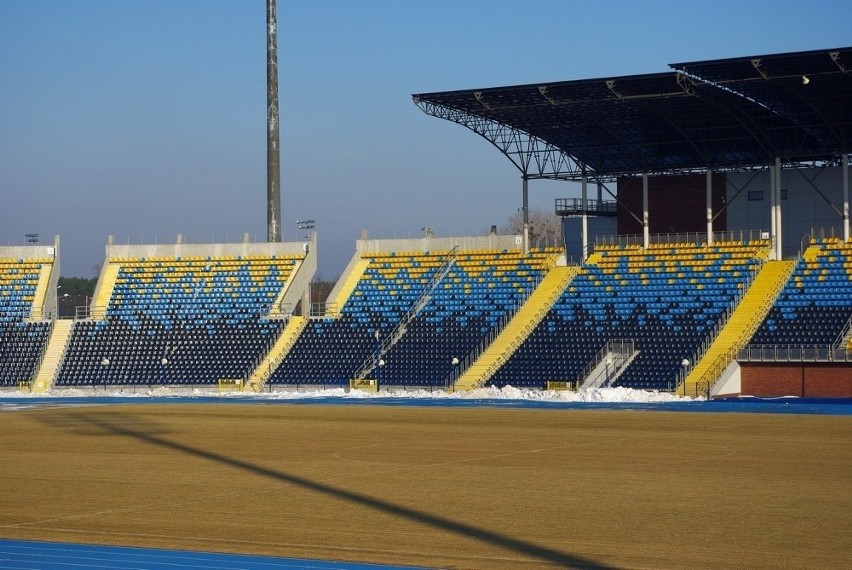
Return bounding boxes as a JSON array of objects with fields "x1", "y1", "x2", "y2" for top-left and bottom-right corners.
[{"x1": 266, "y1": 0, "x2": 281, "y2": 242}]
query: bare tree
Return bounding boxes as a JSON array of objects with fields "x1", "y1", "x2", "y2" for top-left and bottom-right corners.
[
  {"x1": 500, "y1": 208, "x2": 563, "y2": 248},
  {"x1": 310, "y1": 274, "x2": 338, "y2": 304}
]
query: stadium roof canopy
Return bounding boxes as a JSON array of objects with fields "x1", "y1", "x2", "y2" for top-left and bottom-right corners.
[{"x1": 413, "y1": 47, "x2": 852, "y2": 181}]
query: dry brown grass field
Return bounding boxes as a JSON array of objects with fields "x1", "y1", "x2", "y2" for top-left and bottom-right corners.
[{"x1": 0, "y1": 403, "x2": 849, "y2": 569}]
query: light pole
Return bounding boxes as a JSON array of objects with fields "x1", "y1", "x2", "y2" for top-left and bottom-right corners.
[
  {"x1": 450, "y1": 357, "x2": 459, "y2": 390},
  {"x1": 681, "y1": 358, "x2": 690, "y2": 396},
  {"x1": 373, "y1": 329, "x2": 381, "y2": 389},
  {"x1": 160, "y1": 357, "x2": 169, "y2": 385}
]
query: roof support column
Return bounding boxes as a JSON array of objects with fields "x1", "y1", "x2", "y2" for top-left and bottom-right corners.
[
  {"x1": 843, "y1": 153, "x2": 849, "y2": 241},
  {"x1": 706, "y1": 170, "x2": 714, "y2": 246},
  {"x1": 581, "y1": 172, "x2": 589, "y2": 262},
  {"x1": 642, "y1": 172, "x2": 650, "y2": 249},
  {"x1": 775, "y1": 158, "x2": 783, "y2": 259},
  {"x1": 522, "y1": 175, "x2": 530, "y2": 254},
  {"x1": 769, "y1": 163, "x2": 777, "y2": 260}
]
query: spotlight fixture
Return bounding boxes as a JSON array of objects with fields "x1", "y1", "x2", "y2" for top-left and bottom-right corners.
[{"x1": 801, "y1": 75, "x2": 810, "y2": 85}]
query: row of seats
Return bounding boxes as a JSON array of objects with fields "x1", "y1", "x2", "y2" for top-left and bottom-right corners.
[
  {"x1": 57, "y1": 318, "x2": 284, "y2": 386},
  {"x1": 4, "y1": 240, "x2": 848, "y2": 390},
  {"x1": 56, "y1": 254, "x2": 300, "y2": 386},
  {"x1": 750, "y1": 239, "x2": 852, "y2": 348},
  {"x1": 269, "y1": 248, "x2": 558, "y2": 385},
  {"x1": 108, "y1": 257, "x2": 300, "y2": 322},
  {"x1": 0, "y1": 258, "x2": 48, "y2": 322},
  {"x1": 0, "y1": 257, "x2": 53, "y2": 382},
  {"x1": 0, "y1": 322, "x2": 51, "y2": 386},
  {"x1": 489, "y1": 242, "x2": 769, "y2": 391}
]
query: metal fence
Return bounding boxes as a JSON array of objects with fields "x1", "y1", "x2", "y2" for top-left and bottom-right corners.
[{"x1": 738, "y1": 345, "x2": 852, "y2": 363}]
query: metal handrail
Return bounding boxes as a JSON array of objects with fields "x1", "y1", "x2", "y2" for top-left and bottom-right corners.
[
  {"x1": 555, "y1": 197, "x2": 617, "y2": 215},
  {"x1": 308, "y1": 301, "x2": 334, "y2": 318},
  {"x1": 448, "y1": 281, "x2": 537, "y2": 389},
  {"x1": 447, "y1": 262, "x2": 559, "y2": 389},
  {"x1": 739, "y1": 344, "x2": 852, "y2": 363},
  {"x1": 579, "y1": 339, "x2": 637, "y2": 390},
  {"x1": 595, "y1": 229, "x2": 771, "y2": 248},
  {"x1": 832, "y1": 314, "x2": 852, "y2": 350},
  {"x1": 679, "y1": 244, "x2": 794, "y2": 392},
  {"x1": 352, "y1": 246, "x2": 459, "y2": 382},
  {"x1": 576, "y1": 339, "x2": 635, "y2": 386}
]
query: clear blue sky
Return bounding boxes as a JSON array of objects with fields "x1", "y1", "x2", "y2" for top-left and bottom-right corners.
[{"x1": 2, "y1": 0, "x2": 850, "y2": 278}]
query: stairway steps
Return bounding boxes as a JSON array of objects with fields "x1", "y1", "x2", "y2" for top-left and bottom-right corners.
[
  {"x1": 453, "y1": 266, "x2": 578, "y2": 390},
  {"x1": 246, "y1": 316, "x2": 308, "y2": 392},
  {"x1": 90, "y1": 263, "x2": 121, "y2": 318},
  {"x1": 29, "y1": 265, "x2": 54, "y2": 320},
  {"x1": 31, "y1": 320, "x2": 74, "y2": 393},
  {"x1": 681, "y1": 260, "x2": 794, "y2": 394},
  {"x1": 328, "y1": 259, "x2": 371, "y2": 316}
]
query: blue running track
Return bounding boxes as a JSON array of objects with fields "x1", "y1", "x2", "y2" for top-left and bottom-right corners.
[
  {"x1": 0, "y1": 539, "x2": 424, "y2": 569},
  {"x1": 2, "y1": 395, "x2": 852, "y2": 415}
]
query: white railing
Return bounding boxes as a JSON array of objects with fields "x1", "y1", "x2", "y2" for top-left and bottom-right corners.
[
  {"x1": 595, "y1": 229, "x2": 770, "y2": 248},
  {"x1": 738, "y1": 344, "x2": 851, "y2": 363},
  {"x1": 578, "y1": 339, "x2": 636, "y2": 389}
]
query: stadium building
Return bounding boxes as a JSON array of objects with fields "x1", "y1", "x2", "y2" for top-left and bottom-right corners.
[{"x1": 2, "y1": 47, "x2": 851, "y2": 398}]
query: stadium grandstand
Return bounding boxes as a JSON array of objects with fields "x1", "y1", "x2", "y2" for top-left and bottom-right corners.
[
  {"x1": 2, "y1": 47, "x2": 851, "y2": 398},
  {"x1": 0, "y1": 238, "x2": 58, "y2": 388}
]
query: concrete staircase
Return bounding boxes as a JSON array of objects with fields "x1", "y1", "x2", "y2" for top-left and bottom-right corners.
[
  {"x1": 326, "y1": 259, "x2": 370, "y2": 317},
  {"x1": 90, "y1": 262, "x2": 121, "y2": 319},
  {"x1": 29, "y1": 264, "x2": 54, "y2": 320},
  {"x1": 245, "y1": 316, "x2": 308, "y2": 392},
  {"x1": 30, "y1": 320, "x2": 74, "y2": 393},
  {"x1": 578, "y1": 340, "x2": 639, "y2": 390},
  {"x1": 267, "y1": 260, "x2": 303, "y2": 318},
  {"x1": 681, "y1": 260, "x2": 795, "y2": 396},
  {"x1": 453, "y1": 265, "x2": 578, "y2": 390}
]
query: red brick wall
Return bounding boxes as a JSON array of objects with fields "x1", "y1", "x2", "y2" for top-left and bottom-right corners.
[
  {"x1": 803, "y1": 366, "x2": 852, "y2": 398},
  {"x1": 617, "y1": 174, "x2": 726, "y2": 236},
  {"x1": 740, "y1": 363, "x2": 852, "y2": 398}
]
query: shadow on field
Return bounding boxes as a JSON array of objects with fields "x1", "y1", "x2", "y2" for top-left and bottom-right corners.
[{"x1": 47, "y1": 411, "x2": 612, "y2": 569}]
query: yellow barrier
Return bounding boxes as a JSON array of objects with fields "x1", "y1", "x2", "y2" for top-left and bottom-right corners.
[
  {"x1": 217, "y1": 378, "x2": 244, "y2": 392},
  {"x1": 349, "y1": 379, "x2": 379, "y2": 393},
  {"x1": 546, "y1": 380, "x2": 575, "y2": 391}
]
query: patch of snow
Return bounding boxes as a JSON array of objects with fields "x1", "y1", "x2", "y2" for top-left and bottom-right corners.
[{"x1": 1, "y1": 384, "x2": 695, "y2": 403}]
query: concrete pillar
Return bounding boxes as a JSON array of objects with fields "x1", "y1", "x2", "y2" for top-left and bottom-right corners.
[
  {"x1": 706, "y1": 170, "x2": 713, "y2": 246},
  {"x1": 581, "y1": 174, "x2": 589, "y2": 262},
  {"x1": 775, "y1": 158, "x2": 783, "y2": 258},
  {"x1": 843, "y1": 153, "x2": 849, "y2": 241},
  {"x1": 769, "y1": 163, "x2": 777, "y2": 259},
  {"x1": 522, "y1": 176, "x2": 530, "y2": 254},
  {"x1": 642, "y1": 172, "x2": 650, "y2": 248}
]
